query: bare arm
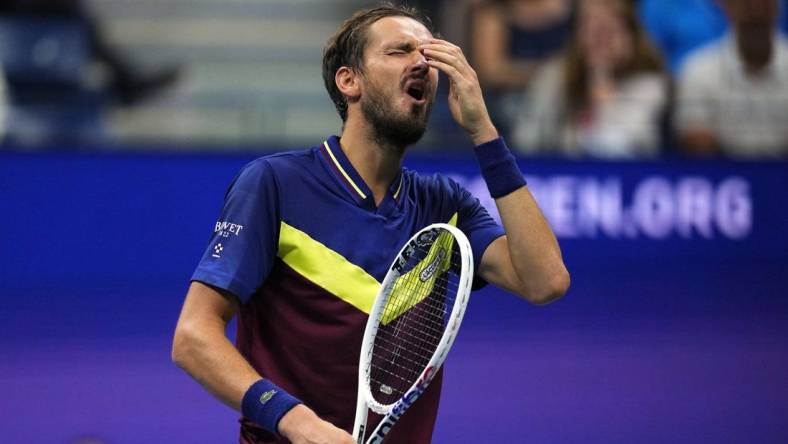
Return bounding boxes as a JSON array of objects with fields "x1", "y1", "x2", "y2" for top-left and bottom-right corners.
[
  {"x1": 422, "y1": 38, "x2": 569, "y2": 304},
  {"x1": 471, "y1": 3, "x2": 539, "y2": 90},
  {"x1": 172, "y1": 281, "x2": 258, "y2": 409},
  {"x1": 478, "y1": 189, "x2": 569, "y2": 304},
  {"x1": 172, "y1": 281, "x2": 354, "y2": 443}
]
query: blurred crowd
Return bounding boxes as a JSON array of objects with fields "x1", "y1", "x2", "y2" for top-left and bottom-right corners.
[
  {"x1": 1, "y1": 0, "x2": 787, "y2": 159},
  {"x1": 456, "y1": 0, "x2": 788, "y2": 159},
  {"x1": 0, "y1": 0, "x2": 179, "y2": 144}
]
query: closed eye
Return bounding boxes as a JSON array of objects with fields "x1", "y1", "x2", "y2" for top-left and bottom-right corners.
[{"x1": 386, "y1": 42, "x2": 417, "y2": 56}]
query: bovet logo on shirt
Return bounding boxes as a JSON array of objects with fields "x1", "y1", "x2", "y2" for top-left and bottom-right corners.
[{"x1": 215, "y1": 221, "x2": 244, "y2": 238}]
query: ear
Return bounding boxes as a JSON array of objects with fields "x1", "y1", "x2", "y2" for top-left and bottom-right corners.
[{"x1": 336, "y1": 66, "x2": 361, "y2": 103}]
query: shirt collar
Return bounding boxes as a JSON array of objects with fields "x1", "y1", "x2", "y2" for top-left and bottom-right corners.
[{"x1": 320, "y1": 135, "x2": 405, "y2": 207}]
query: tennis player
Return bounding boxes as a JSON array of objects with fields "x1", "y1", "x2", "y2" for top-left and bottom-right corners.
[{"x1": 172, "y1": 4, "x2": 569, "y2": 444}]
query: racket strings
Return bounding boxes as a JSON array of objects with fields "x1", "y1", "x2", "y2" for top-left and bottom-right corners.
[
  {"x1": 369, "y1": 298, "x2": 452, "y2": 366},
  {"x1": 371, "y1": 297, "x2": 452, "y2": 403},
  {"x1": 380, "y1": 294, "x2": 449, "y2": 339},
  {"x1": 369, "y1": 315, "x2": 450, "y2": 385},
  {"x1": 369, "y1": 229, "x2": 462, "y2": 406},
  {"x1": 373, "y1": 326, "x2": 442, "y2": 357}
]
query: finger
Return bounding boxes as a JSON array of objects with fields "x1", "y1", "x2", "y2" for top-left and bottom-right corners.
[
  {"x1": 426, "y1": 58, "x2": 474, "y2": 92},
  {"x1": 420, "y1": 40, "x2": 461, "y2": 52},
  {"x1": 423, "y1": 48, "x2": 477, "y2": 85},
  {"x1": 425, "y1": 58, "x2": 462, "y2": 79},
  {"x1": 424, "y1": 37, "x2": 461, "y2": 51},
  {"x1": 422, "y1": 47, "x2": 472, "y2": 75},
  {"x1": 423, "y1": 39, "x2": 467, "y2": 63},
  {"x1": 422, "y1": 47, "x2": 461, "y2": 68},
  {"x1": 420, "y1": 43, "x2": 468, "y2": 65}
]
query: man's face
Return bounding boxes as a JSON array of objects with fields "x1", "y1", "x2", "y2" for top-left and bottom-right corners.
[
  {"x1": 356, "y1": 16, "x2": 439, "y2": 150},
  {"x1": 725, "y1": 0, "x2": 779, "y2": 70}
]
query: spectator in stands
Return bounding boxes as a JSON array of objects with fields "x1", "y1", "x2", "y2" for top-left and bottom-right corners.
[
  {"x1": 512, "y1": 0, "x2": 667, "y2": 158},
  {"x1": 640, "y1": 0, "x2": 788, "y2": 74},
  {"x1": 0, "y1": 0, "x2": 179, "y2": 105},
  {"x1": 470, "y1": 0, "x2": 575, "y2": 138},
  {"x1": 639, "y1": 0, "x2": 727, "y2": 74},
  {"x1": 675, "y1": 0, "x2": 788, "y2": 158}
]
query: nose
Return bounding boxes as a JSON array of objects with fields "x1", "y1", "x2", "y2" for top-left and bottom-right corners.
[{"x1": 409, "y1": 57, "x2": 429, "y2": 77}]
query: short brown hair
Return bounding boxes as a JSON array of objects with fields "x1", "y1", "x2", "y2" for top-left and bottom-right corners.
[{"x1": 322, "y1": 3, "x2": 433, "y2": 122}]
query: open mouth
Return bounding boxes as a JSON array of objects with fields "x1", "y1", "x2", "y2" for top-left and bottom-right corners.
[
  {"x1": 404, "y1": 78, "x2": 427, "y2": 103},
  {"x1": 406, "y1": 85, "x2": 425, "y2": 101}
]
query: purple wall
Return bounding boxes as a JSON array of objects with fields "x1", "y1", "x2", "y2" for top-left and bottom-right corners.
[{"x1": 2, "y1": 152, "x2": 787, "y2": 443}]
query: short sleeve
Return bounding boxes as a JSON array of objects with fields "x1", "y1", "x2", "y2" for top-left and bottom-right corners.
[
  {"x1": 191, "y1": 159, "x2": 280, "y2": 303},
  {"x1": 451, "y1": 179, "x2": 505, "y2": 288}
]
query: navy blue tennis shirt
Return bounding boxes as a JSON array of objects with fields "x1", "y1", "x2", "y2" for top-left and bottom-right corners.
[{"x1": 192, "y1": 135, "x2": 505, "y2": 444}]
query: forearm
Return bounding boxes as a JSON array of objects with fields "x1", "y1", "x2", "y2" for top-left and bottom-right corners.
[
  {"x1": 173, "y1": 316, "x2": 348, "y2": 443},
  {"x1": 423, "y1": 37, "x2": 568, "y2": 303},
  {"x1": 495, "y1": 186, "x2": 569, "y2": 303},
  {"x1": 475, "y1": 138, "x2": 569, "y2": 303},
  {"x1": 172, "y1": 283, "x2": 348, "y2": 442},
  {"x1": 172, "y1": 316, "x2": 260, "y2": 411}
]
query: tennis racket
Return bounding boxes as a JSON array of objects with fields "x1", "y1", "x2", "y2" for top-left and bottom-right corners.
[{"x1": 352, "y1": 223, "x2": 473, "y2": 444}]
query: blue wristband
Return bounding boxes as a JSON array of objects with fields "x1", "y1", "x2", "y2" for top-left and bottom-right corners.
[
  {"x1": 242, "y1": 379, "x2": 302, "y2": 435},
  {"x1": 474, "y1": 137, "x2": 527, "y2": 198}
]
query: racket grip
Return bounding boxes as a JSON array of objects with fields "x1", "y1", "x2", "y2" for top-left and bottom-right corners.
[{"x1": 352, "y1": 401, "x2": 368, "y2": 443}]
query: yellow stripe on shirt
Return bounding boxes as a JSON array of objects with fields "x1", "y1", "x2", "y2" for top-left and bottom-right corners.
[
  {"x1": 277, "y1": 213, "x2": 459, "y2": 317},
  {"x1": 278, "y1": 221, "x2": 379, "y2": 314}
]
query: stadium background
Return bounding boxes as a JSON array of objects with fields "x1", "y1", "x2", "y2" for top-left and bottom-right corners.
[{"x1": 1, "y1": 0, "x2": 787, "y2": 443}]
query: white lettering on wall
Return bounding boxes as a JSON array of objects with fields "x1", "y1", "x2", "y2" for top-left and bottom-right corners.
[
  {"x1": 460, "y1": 175, "x2": 753, "y2": 241},
  {"x1": 715, "y1": 178, "x2": 751, "y2": 239}
]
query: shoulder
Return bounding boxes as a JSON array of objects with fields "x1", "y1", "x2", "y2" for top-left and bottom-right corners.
[
  {"x1": 679, "y1": 36, "x2": 728, "y2": 80},
  {"x1": 238, "y1": 147, "x2": 319, "y2": 176},
  {"x1": 777, "y1": 33, "x2": 788, "y2": 47},
  {"x1": 231, "y1": 147, "x2": 319, "y2": 191},
  {"x1": 776, "y1": 33, "x2": 788, "y2": 57},
  {"x1": 407, "y1": 170, "x2": 464, "y2": 196},
  {"x1": 775, "y1": 34, "x2": 788, "y2": 70},
  {"x1": 406, "y1": 170, "x2": 486, "y2": 212},
  {"x1": 247, "y1": 147, "x2": 319, "y2": 172}
]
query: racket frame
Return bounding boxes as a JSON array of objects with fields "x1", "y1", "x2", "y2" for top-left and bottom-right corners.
[{"x1": 352, "y1": 223, "x2": 474, "y2": 444}]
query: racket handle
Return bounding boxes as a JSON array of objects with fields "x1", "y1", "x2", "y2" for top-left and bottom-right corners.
[{"x1": 352, "y1": 402, "x2": 368, "y2": 443}]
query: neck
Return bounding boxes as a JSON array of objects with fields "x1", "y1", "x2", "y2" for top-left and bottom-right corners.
[
  {"x1": 736, "y1": 26, "x2": 774, "y2": 74},
  {"x1": 338, "y1": 118, "x2": 404, "y2": 206}
]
